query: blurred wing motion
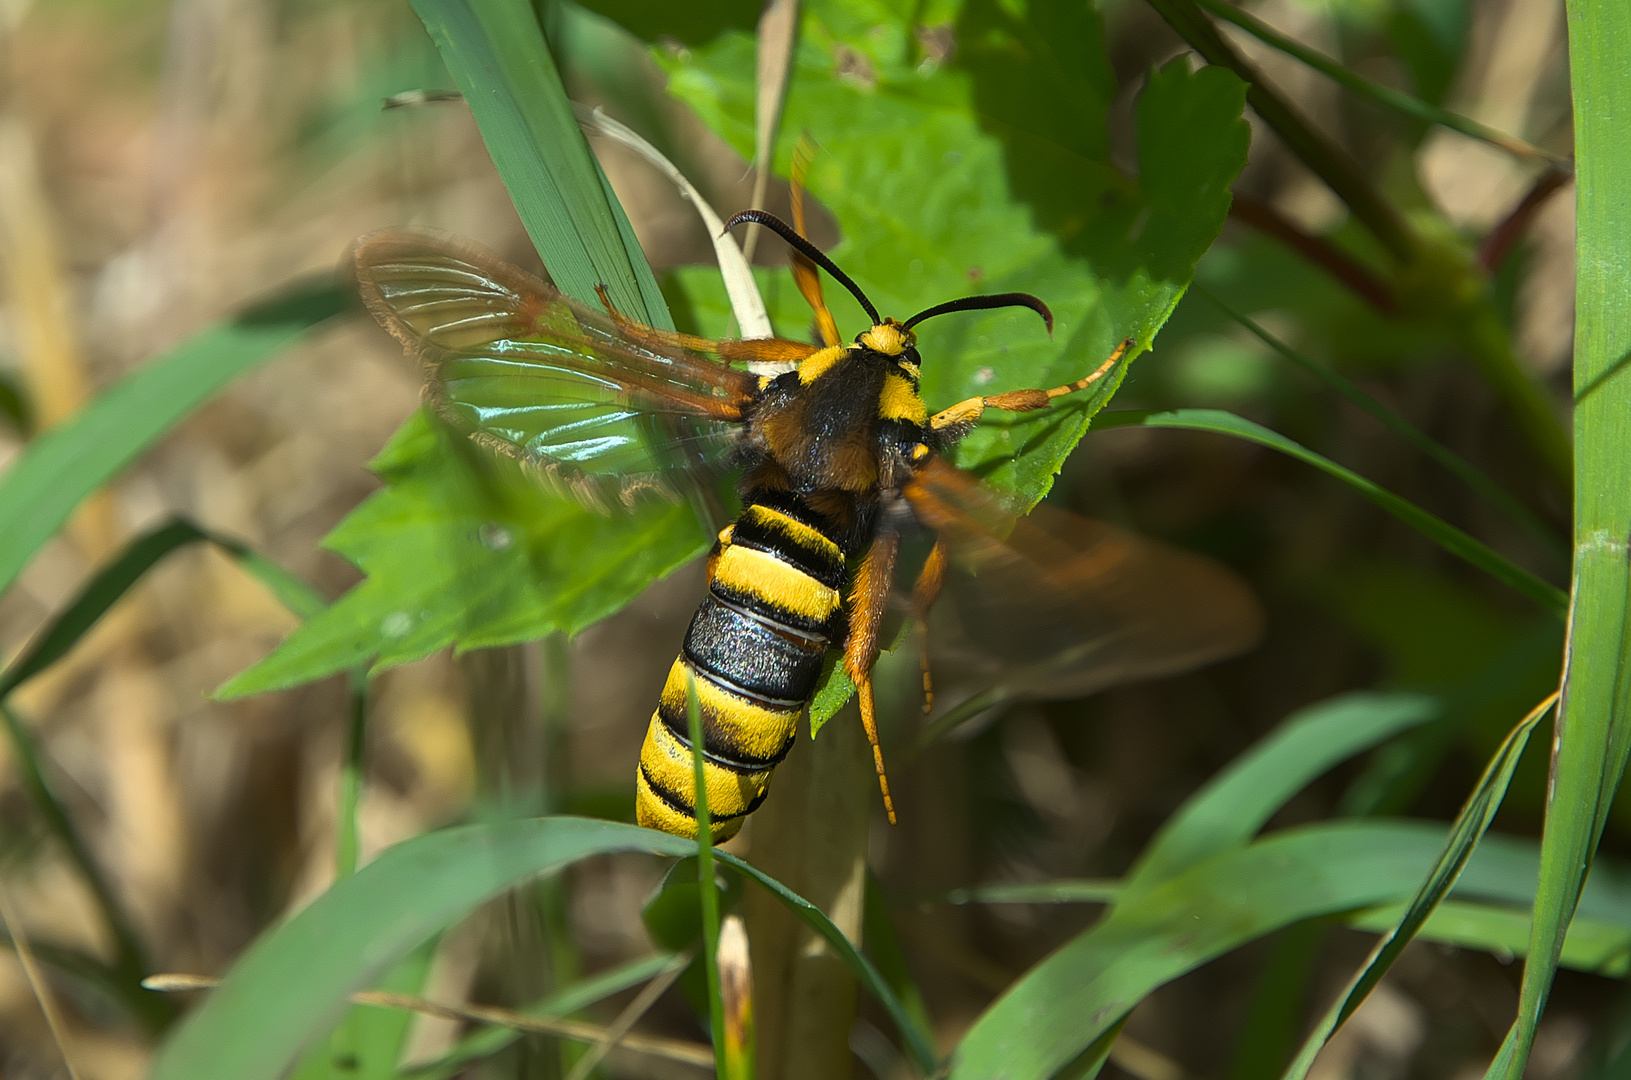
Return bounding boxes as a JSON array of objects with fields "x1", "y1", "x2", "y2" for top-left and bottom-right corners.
[
  {"x1": 353, "y1": 231, "x2": 763, "y2": 512},
  {"x1": 904, "y1": 458, "x2": 1263, "y2": 716}
]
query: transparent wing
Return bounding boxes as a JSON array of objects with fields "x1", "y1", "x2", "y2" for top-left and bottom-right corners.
[
  {"x1": 354, "y1": 231, "x2": 761, "y2": 512},
  {"x1": 903, "y1": 458, "x2": 1264, "y2": 719}
]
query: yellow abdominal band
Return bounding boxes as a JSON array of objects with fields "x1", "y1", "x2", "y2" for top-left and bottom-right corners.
[
  {"x1": 712, "y1": 543, "x2": 841, "y2": 624},
  {"x1": 635, "y1": 660, "x2": 802, "y2": 841}
]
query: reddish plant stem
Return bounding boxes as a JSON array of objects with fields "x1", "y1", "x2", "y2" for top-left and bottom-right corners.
[
  {"x1": 1228, "y1": 194, "x2": 1397, "y2": 314},
  {"x1": 1479, "y1": 169, "x2": 1572, "y2": 272}
]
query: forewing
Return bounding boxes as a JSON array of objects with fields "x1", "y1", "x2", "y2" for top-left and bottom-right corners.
[
  {"x1": 903, "y1": 458, "x2": 1264, "y2": 706},
  {"x1": 354, "y1": 231, "x2": 760, "y2": 511}
]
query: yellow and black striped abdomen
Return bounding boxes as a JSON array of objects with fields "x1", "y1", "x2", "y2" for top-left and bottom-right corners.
[{"x1": 637, "y1": 497, "x2": 847, "y2": 840}]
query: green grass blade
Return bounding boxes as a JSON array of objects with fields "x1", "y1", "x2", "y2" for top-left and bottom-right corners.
[
  {"x1": 1192, "y1": 0, "x2": 1566, "y2": 168},
  {"x1": 686, "y1": 676, "x2": 727, "y2": 1078},
  {"x1": 944, "y1": 819, "x2": 1607, "y2": 1080},
  {"x1": 0, "y1": 519, "x2": 207, "y2": 698},
  {"x1": 1347, "y1": 900, "x2": 1631, "y2": 976},
  {"x1": 147, "y1": 819, "x2": 694, "y2": 1080},
  {"x1": 713, "y1": 849, "x2": 939, "y2": 1076},
  {"x1": 0, "y1": 515, "x2": 342, "y2": 1032},
  {"x1": 408, "y1": 0, "x2": 668, "y2": 325},
  {"x1": 1194, "y1": 287, "x2": 1566, "y2": 557},
  {"x1": 0, "y1": 281, "x2": 344, "y2": 599},
  {"x1": 1, "y1": 702, "x2": 172, "y2": 1031},
  {"x1": 863, "y1": 871, "x2": 935, "y2": 1058},
  {"x1": 1103, "y1": 409, "x2": 1567, "y2": 616},
  {"x1": 1484, "y1": 3, "x2": 1631, "y2": 1072},
  {"x1": 335, "y1": 670, "x2": 369, "y2": 879},
  {"x1": 1128, "y1": 693, "x2": 1438, "y2": 886},
  {"x1": 1282, "y1": 692, "x2": 1559, "y2": 1080}
]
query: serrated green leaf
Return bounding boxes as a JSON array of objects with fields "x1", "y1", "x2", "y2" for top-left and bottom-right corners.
[
  {"x1": 661, "y1": 0, "x2": 1249, "y2": 507},
  {"x1": 218, "y1": 414, "x2": 706, "y2": 697}
]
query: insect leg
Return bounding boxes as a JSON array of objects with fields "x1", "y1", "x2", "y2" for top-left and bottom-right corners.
[
  {"x1": 790, "y1": 138, "x2": 842, "y2": 348},
  {"x1": 928, "y1": 337, "x2": 1134, "y2": 432},
  {"x1": 590, "y1": 284, "x2": 818, "y2": 366},
  {"x1": 908, "y1": 540, "x2": 948, "y2": 715},
  {"x1": 845, "y1": 529, "x2": 900, "y2": 824}
]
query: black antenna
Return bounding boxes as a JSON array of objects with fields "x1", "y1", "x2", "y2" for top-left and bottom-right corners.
[
  {"x1": 723, "y1": 210, "x2": 881, "y2": 325},
  {"x1": 903, "y1": 292, "x2": 1053, "y2": 335}
]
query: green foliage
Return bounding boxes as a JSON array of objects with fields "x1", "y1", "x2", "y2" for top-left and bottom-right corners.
[
  {"x1": 218, "y1": 414, "x2": 706, "y2": 695},
  {"x1": 231, "y1": 0, "x2": 1251, "y2": 695},
  {"x1": 1106, "y1": 408, "x2": 1567, "y2": 616},
  {"x1": 660, "y1": 0, "x2": 1248, "y2": 505},
  {"x1": 945, "y1": 693, "x2": 1617, "y2": 1079},
  {"x1": 289, "y1": 945, "x2": 436, "y2": 1080},
  {"x1": 1484, "y1": 4, "x2": 1631, "y2": 1074},
  {"x1": 0, "y1": 280, "x2": 346, "y2": 598},
  {"x1": 143, "y1": 818, "x2": 927, "y2": 1080}
]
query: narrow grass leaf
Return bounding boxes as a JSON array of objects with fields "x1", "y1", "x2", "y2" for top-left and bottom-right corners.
[
  {"x1": 0, "y1": 281, "x2": 345, "y2": 598},
  {"x1": 863, "y1": 871, "x2": 935, "y2": 1057},
  {"x1": 1192, "y1": 0, "x2": 1565, "y2": 168},
  {"x1": 0, "y1": 516, "x2": 333, "y2": 1034},
  {"x1": 713, "y1": 849, "x2": 938, "y2": 1076},
  {"x1": 1282, "y1": 692, "x2": 1559, "y2": 1080},
  {"x1": 409, "y1": 0, "x2": 668, "y2": 323},
  {"x1": 1127, "y1": 693, "x2": 1437, "y2": 886},
  {"x1": 147, "y1": 819, "x2": 694, "y2": 1080},
  {"x1": 573, "y1": 103, "x2": 769, "y2": 337},
  {"x1": 1485, "y1": 5, "x2": 1631, "y2": 1073},
  {"x1": 1102, "y1": 409, "x2": 1567, "y2": 616},
  {"x1": 946, "y1": 819, "x2": 1618, "y2": 1080},
  {"x1": 0, "y1": 703, "x2": 171, "y2": 1031},
  {"x1": 1347, "y1": 900, "x2": 1631, "y2": 976},
  {"x1": 1194, "y1": 286, "x2": 1565, "y2": 557}
]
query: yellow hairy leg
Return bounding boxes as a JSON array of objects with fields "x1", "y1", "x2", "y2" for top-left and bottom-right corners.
[{"x1": 929, "y1": 337, "x2": 1133, "y2": 432}]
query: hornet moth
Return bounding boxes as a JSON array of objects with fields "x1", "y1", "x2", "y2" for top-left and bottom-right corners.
[{"x1": 354, "y1": 194, "x2": 1261, "y2": 842}]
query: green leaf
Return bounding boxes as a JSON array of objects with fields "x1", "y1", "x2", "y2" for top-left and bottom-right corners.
[
  {"x1": 1102, "y1": 409, "x2": 1568, "y2": 617},
  {"x1": 0, "y1": 518, "x2": 325, "y2": 701},
  {"x1": 946, "y1": 819, "x2": 1624, "y2": 1080},
  {"x1": 0, "y1": 516, "x2": 331, "y2": 1033},
  {"x1": 410, "y1": 0, "x2": 667, "y2": 324},
  {"x1": 148, "y1": 820, "x2": 695, "y2": 1080},
  {"x1": 1485, "y1": 5, "x2": 1631, "y2": 1074},
  {"x1": 221, "y1": 1, "x2": 720, "y2": 695},
  {"x1": 1126, "y1": 693, "x2": 1439, "y2": 886},
  {"x1": 714, "y1": 848, "x2": 939, "y2": 1076},
  {"x1": 218, "y1": 414, "x2": 708, "y2": 696},
  {"x1": 291, "y1": 943, "x2": 436, "y2": 1080},
  {"x1": 0, "y1": 280, "x2": 346, "y2": 600},
  {"x1": 146, "y1": 818, "x2": 931, "y2": 1080},
  {"x1": 661, "y1": 0, "x2": 1250, "y2": 507},
  {"x1": 1282, "y1": 693, "x2": 1557, "y2": 1079},
  {"x1": 1347, "y1": 899, "x2": 1631, "y2": 976}
]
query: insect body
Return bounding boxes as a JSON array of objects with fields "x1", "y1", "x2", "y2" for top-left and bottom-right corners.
[{"x1": 354, "y1": 211, "x2": 1259, "y2": 842}]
